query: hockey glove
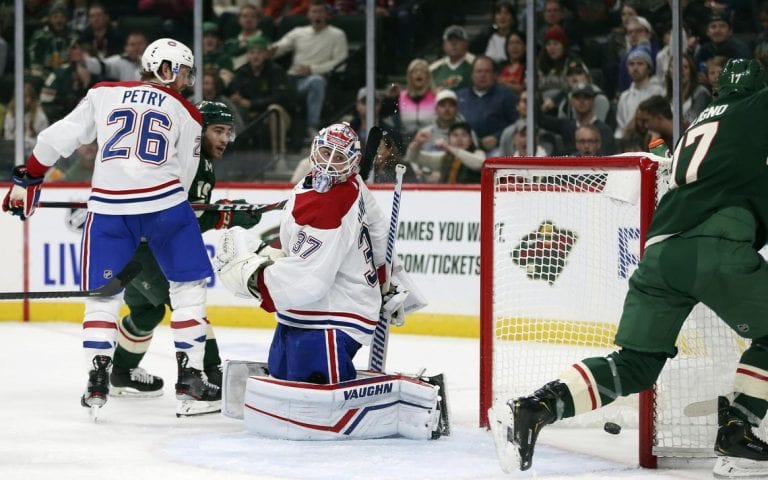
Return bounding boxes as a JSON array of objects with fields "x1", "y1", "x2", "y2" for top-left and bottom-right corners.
[
  {"x1": 381, "y1": 281, "x2": 409, "y2": 327},
  {"x1": 2, "y1": 166, "x2": 44, "y2": 220},
  {"x1": 214, "y1": 199, "x2": 262, "y2": 229}
]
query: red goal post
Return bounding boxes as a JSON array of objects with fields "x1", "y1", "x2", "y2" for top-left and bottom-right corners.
[{"x1": 479, "y1": 156, "x2": 746, "y2": 468}]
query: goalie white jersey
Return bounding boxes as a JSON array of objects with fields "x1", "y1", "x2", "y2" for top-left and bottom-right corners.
[
  {"x1": 32, "y1": 81, "x2": 202, "y2": 214},
  {"x1": 257, "y1": 175, "x2": 389, "y2": 345}
]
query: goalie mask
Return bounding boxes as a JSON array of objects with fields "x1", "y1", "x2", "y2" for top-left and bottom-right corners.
[
  {"x1": 141, "y1": 38, "x2": 196, "y2": 87},
  {"x1": 309, "y1": 123, "x2": 361, "y2": 193},
  {"x1": 716, "y1": 58, "x2": 768, "y2": 98}
]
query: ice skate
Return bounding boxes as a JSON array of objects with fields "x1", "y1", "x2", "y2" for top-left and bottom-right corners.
[
  {"x1": 175, "y1": 352, "x2": 221, "y2": 418},
  {"x1": 110, "y1": 366, "x2": 164, "y2": 398},
  {"x1": 491, "y1": 381, "x2": 565, "y2": 472},
  {"x1": 80, "y1": 355, "x2": 112, "y2": 421},
  {"x1": 204, "y1": 364, "x2": 223, "y2": 388},
  {"x1": 713, "y1": 396, "x2": 768, "y2": 478}
]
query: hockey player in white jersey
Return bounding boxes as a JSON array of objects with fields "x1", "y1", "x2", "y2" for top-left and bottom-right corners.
[
  {"x1": 2, "y1": 38, "x2": 219, "y2": 417},
  {"x1": 214, "y1": 124, "x2": 445, "y2": 440}
]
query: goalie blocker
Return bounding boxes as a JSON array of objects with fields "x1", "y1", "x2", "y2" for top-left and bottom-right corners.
[{"x1": 221, "y1": 360, "x2": 450, "y2": 440}]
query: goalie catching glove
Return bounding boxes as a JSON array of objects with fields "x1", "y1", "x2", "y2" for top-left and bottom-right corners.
[
  {"x1": 2, "y1": 166, "x2": 44, "y2": 220},
  {"x1": 214, "y1": 226, "x2": 285, "y2": 301}
]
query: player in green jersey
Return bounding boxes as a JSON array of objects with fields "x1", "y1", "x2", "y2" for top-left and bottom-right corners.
[
  {"x1": 491, "y1": 59, "x2": 768, "y2": 477},
  {"x1": 110, "y1": 101, "x2": 262, "y2": 417}
]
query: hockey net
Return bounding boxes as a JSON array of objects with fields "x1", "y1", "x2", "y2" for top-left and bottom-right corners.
[{"x1": 479, "y1": 156, "x2": 751, "y2": 467}]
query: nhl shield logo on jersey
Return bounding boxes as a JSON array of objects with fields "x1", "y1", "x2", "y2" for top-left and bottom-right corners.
[{"x1": 511, "y1": 221, "x2": 577, "y2": 285}]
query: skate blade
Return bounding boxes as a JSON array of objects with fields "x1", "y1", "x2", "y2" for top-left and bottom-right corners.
[
  {"x1": 89, "y1": 404, "x2": 104, "y2": 422},
  {"x1": 714, "y1": 456, "x2": 768, "y2": 478},
  {"x1": 176, "y1": 400, "x2": 222, "y2": 418},
  {"x1": 488, "y1": 404, "x2": 521, "y2": 474},
  {"x1": 111, "y1": 386, "x2": 163, "y2": 398}
]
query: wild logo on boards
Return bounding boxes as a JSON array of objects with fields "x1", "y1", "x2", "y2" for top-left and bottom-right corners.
[{"x1": 511, "y1": 221, "x2": 577, "y2": 285}]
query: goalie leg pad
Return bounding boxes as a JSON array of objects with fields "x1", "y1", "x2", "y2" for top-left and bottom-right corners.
[
  {"x1": 243, "y1": 373, "x2": 441, "y2": 440},
  {"x1": 221, "y1": 360, "x2": 270, "y2": 419}
]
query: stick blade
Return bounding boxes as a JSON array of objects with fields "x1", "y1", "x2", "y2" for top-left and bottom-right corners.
[{"x1": 359, "y1": 126, "x2": 383, "y2": 181}]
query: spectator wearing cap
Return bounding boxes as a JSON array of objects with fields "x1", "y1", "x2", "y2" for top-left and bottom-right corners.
[
  {"x1": 470, "y1": 0, "x2": 519, "y2": 66},
  {"x1": 616, "y1": 16, "x2": 658, "y2": 94},
  {"x1": 222, "y1": 4, "x2": 268, "y2": 72},
  {"x1": 694, "y1": 9, "x2": 751, "y2": 67},
  {"x1": 202, "y1": 22, "x2": 235, "y2": 86},
  {"x1": 28, "y1": 1, "x2": 79, "y2": 78},
  {"x1": 430, "y1": 25, "x2": 476, "y2": 91},
  {"x1": 615, "y1": 45, "x2": 664, "y2": 139},
  {"x1": 553, "y1": 60, "x2": 610, "y2": 122},
  {"x1": 498, "y1": 30, "x2": 526, "y2": 94},
  {"x1": 78, "y1": 2, "x2": 123, "y2": 60},
  {"x1": 408, "y1": 88, "x2": 475, "y2": 155},
  {"x1": 268, "y1": 0, "x2": 348, "y2": 138},
  {"x1": 537, "y1": 24, "x2": 581, "y2": 103},
  {"x1": 457, "y1": 55, "x2": 518, "y2": 152},
  {"x1": 102, "y1": 31, "x2": 148, "y2": 81},
  {"x1": 228, "y1": 35, "x2": 294, "y2": 164},
  {"x1": 538, "y1": 82, "x2": 617, "y2": 155},
  {"x1": 40, "y1": 37, "x2": 103, "y2": 123},
  {"x1": 406, "y1": 121, "x2": 485, "y2": 184}
]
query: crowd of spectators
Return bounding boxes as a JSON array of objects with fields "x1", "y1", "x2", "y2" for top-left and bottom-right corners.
[{"x1": 3, "y1": 0, "x2": 768, "y2": 185}]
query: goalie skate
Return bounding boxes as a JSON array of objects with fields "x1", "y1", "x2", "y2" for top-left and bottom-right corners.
[
  {"x1": 110, "y1": 366, "x2": 164, "y2": 398},
  {"x1": 488, "y1": 403, "x2": 520, "y2": 474}
]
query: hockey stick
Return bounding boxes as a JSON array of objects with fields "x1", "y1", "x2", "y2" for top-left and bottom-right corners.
[
  {"x1": 0, "y1": 261, "x2": 142, "y2": 300},
  {"x1": 358, "y1": 126, "x2": 384, "y2": 182},
  {"x1": 37, "y1": 200, "x2": 288, "y2": 215},
  {"x1": 368, "y1": 164, "x2": 406, "y2": 372}
]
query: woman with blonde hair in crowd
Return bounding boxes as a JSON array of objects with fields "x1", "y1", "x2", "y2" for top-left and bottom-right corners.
[
  {"x1": 386, "y1": 58, "x2": 437, "y2": 144},
  {"x1": 406, "y1": 121, "x2": 485, "y2": 184},
  {"x1": 4, "y1": 81, "x2": 49, "y2": 157}
]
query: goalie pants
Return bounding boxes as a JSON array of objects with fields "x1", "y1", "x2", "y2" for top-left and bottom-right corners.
[
  {"x1": 560, "y1": 207, "x2": 768, "y2": 420},
  {"x1": 113, "y1": 243, "x2": 222, "y2": 371},
  {"x1": 268, "y1": 323, "x2": 361, "y2": 384}
]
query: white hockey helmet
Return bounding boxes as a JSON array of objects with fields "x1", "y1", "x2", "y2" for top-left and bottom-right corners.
[
  {"x1": 309, "y1": 122, "x2": 362, "y2": 193},
  {"x1": 141, "y1": 38, "x2": 196, "y2": 86}
]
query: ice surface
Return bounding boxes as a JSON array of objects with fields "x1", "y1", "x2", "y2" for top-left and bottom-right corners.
[{"x1": 0, "y1": 322, "x2": 712, "y2": 479}]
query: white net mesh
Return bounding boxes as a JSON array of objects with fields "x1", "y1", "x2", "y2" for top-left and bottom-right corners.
[{"x1": 484, "y1": 157, "x2": 761, "y2": 459}]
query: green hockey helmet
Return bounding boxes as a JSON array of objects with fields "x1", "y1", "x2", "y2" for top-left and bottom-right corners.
[
  {"x1": 716, "y1": 58, "x2": 768, "y2": 97},
  {"x1": 196, "y1": 100, "x2": 235, "y2": 141}
]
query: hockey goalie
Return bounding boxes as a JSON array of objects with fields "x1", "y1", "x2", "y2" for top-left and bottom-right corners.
[{"x1": 213, "y1": 123, "x2": 449, "y2": 440}]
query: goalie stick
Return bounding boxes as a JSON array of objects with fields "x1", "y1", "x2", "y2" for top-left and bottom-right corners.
[
  {"x1": 0, "y1": 261, "x2": 142, "y2": 300},
  {"x1": 368, "y1": 164, "x2": 406, "y2": 372},
  {"x1": 38, "y1": 199, "x2": 288, "y2": 216},
  {"x1": 358, "y1": 126, "x2": 384, "y2": 182}
]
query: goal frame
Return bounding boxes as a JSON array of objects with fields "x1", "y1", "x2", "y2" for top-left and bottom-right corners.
[{"x1": 479, "y1": 156, "x2": 660, "y2": 468}]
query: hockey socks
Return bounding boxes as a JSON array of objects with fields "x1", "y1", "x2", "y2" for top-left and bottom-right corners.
[{"x1": 114, "y1": 315, "x2": 154, "y2": 370}]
